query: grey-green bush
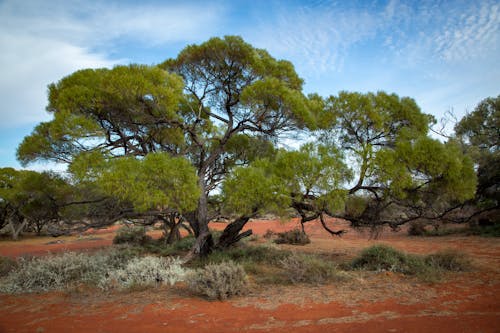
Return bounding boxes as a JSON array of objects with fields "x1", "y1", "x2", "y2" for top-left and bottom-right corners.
[
  {"x1": 186, "y1": 261, "x2": 248, "y2": 300},
  {"x1": 0, "y1": 249, "x2": 132, "y2": 293},
  {"x1": 100, "y1": 256, "x2": 187, "y2": 290},
  {"x1": 280, "y1": 253, "x2": 345, "y2": 284},
  {"x1": 425, "y1": 249, "x2": 471, "y2": 271}
]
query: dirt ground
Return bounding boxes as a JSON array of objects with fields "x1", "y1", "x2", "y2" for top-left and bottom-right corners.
[{"x1": 0, "y1": 218, "x2": 499, "y2": 333}]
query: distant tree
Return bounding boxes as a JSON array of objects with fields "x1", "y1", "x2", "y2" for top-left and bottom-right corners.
[{"x1": 0, "y1": 168, "x2": 69, "y2": 239}]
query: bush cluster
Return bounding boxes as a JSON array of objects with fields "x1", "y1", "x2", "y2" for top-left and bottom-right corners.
[
  {"x1": 113, "y1": 226, "x2": 152, "y2": 245},
  {"x1": 0, "y1": 250, "x2": 132, "y2": 293},
  {"x1": 100, "y1": 256, "x2": 187, "y2": 290},
  {"x1": 186, "y1": 261, "x2": 248, "y2": 300},
  {"x1": 274, "y1": 229, "x2": 310, "y2": 245},
  {"x1": 350, "y1": 245, "x2": 471, "y2": 282},
  {"x1": 0, "y1": 256, "x2": 17, "y2": 277}
]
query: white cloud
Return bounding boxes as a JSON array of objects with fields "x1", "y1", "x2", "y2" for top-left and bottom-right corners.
[{"x1": 0, "y1": 0, "x2": 225, "y2": 128}]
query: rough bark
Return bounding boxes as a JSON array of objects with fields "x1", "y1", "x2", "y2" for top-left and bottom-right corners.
[{"x1": 216, "y1": 215, "x2": 253, "y2": 249}]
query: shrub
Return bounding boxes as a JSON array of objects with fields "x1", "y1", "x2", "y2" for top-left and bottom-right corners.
[
  {"x1": 280, "y1": 253, "x2": 345, "y2": 284},
  {"x1": 408, "y1": 221, "x2": 427, "y2": 236},
  {"x1": 274, "y1": 229, "x2": 310, "y2": 245},
  {"x1": 100, "y1": 256, "x2": 187, "y2": 290},
  {"x1": 350, "y1": 245, "x2": 427, "y2": 275},
  {"x1": 113, "y1": 226, "x2": 152, "y2": 245},
  {"x1": 0, "y1": 256, "x2": 17, "y2": 277},
  {"x1": 186, "y1": 261, "x2": 248, "y2": 300},
  {"x1": 195, "y1": 244, "x2": 291, "y2": 267},
  {"x1": 0, "y1": 249, "x2": 132, "y2": 293},
  {"x1": 425, "y1": 249, "x2": 471, "y2": 271}
]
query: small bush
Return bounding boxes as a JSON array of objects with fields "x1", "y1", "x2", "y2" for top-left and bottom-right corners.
[
  {"x1": 350, "y1": 245, "x2": 430, "y2": 276},
  {"x1": 186, "y1": 261, "x2": 248, "y2": 300},
  {"x1": 274, "y1": 229, "x2": 310, "y2": 245},
  {"x1": 425, "y1": 249, "x2": 471, "y2": 271},
  {"x1": 100, "y1": 256, "x2": 187, "y2": 290},
  {"x1": 280, "y1": 253, "x2": 345, "y2": 284},
  {"x1": 408, "y1": 222, "x2": 427, "y2": 236},
  {"x1": 113, "y1": 226, "x2": 152, "y2": 245},
  {"x1": 0, "y1": 256, "x2": 17, "y2": 277}
]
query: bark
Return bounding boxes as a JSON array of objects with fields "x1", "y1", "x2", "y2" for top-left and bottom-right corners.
[
  {"x1": 9, "y1": 217, "x2": 28, "y2": 241},
  {"x1": 216, "y1": 215, "x2": 253, "y2": 249}
]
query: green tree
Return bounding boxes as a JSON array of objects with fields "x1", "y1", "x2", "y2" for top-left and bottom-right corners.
[
  {"x1": 0, "y1": 168, "x2": 70, "y2": 239},
  {"x1": 17, "y1": 36, "x2": 313, "y2": 254},
  {"x1": 312, "y1": 91, "x2": 476, "y2": 229},
  {"x1": 455, "y1": 95, "x2": 499, "y2": 220}
]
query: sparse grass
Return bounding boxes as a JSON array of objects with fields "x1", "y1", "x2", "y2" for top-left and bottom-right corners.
[
  {"x1": 425, "y1": 249, "x2": 472, "y2": 272},
  {"x1": 186, "y1": 261, "x2": 248, "y2": 300},
  {"x1": 274, "y1": 229, "x2": 310, "y2": 245}
]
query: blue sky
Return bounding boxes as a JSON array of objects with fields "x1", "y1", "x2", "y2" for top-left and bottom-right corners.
[{"x1": 1, "y1": 0, "x2": 499, "y2": 170}]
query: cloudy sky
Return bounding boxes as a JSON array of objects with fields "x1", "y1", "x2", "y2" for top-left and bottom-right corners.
[{"x1": 1, "y1": 0, "x2": 499, "y2": 169}]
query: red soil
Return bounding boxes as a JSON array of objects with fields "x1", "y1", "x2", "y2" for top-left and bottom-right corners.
[{"x1": 1, "y1": 218, "x2": 499, "y2": 333}]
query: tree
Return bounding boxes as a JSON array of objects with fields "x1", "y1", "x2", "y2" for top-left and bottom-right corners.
[
  {"x1": 455, "y1": 95, "x2": 499, "y2": 222},
  {"x1": 17, "y1": 36, "x2": 313, "y2": 254},
  {"x1": 314, "y1": 91, "x2": 476, "y2": 229},
  {"x1": 0, "y1": 168, "x2": 69, "y2": 239}
]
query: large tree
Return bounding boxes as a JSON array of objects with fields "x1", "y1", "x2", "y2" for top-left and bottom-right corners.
[{"x1": 17, "y1": 36, "x2": 312, "y2": 254}]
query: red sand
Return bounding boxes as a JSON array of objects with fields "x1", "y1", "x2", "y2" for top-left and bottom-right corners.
[{"x1": 1, "y1": 218, "x2": 499, "y2": 333}]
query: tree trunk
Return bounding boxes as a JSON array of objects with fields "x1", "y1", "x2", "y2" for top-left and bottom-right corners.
[
  {"x1": 9, "y1": 217, "x2": 28, "y2": 241},
  {"x1": 216, "y1": 215, "x2": 253, "y2": 249}
]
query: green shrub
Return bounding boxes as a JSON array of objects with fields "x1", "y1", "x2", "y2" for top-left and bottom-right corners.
[
  {"x1": 425, "y1": 249, "x2": 471, "y2": 271},
  {"x1": 274, "y1": 229, "x2": 310, "y2": 245},
  {"x1": 350, "y1": 245, "x2": 429, "y2": 275},
  {"x1": 100, "y1": 256, "x2": 187, "y2": 290},
  {"x1": 113, "y1": 226, "x2": 152, "y2": 245},
  {"x1": 186, "y1": 261, "x2": 248, "y2": 300},
  {"x1": 0, "y1": 256, "x2": 17, "y2": 277},
  {"x1": 0, "y1": 249, "x2": 132, "y2": 293},
  {"x1": 280, "y1": 253, "x2": 346, "y2": 284}
]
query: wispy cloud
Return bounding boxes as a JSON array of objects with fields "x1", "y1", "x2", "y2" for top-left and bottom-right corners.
[{"x1": 0, "y1": 0, "x2": 225, "y2": 128}]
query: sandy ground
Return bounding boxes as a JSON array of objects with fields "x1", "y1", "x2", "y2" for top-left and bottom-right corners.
[{"x1": 0, "y1": 217, "x2": 499, "y2": 333}]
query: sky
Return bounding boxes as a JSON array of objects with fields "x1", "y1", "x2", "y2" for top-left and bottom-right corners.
[{"x1": 0, "y1": 0, "x2": 499, "y2": 170}]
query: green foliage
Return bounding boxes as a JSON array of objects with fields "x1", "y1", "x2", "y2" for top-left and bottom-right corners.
[
  {"x1": 97, "y1": 153, "x2": 200, "y2": 213},
  {"x1": 279, "y1": 253, "x2": 346, "y2": 284},
  {"x1": 274, "y1": 229, "x2": 311, "y2": 245},
  {"x1": 113, "y1": 226, "x2": 152, "y2": 245},
  {"x1": 350, "y1": 245, "x2": 473, "y2": 282},
  {"x1": 186, "y1": 261, "x2": 248, "y2": 300},
  {"x1": 455, "y1": 95, "x2": 499, "y2": 207}
]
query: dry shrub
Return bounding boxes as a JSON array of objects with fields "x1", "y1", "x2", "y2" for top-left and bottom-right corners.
[
  {"x1": 100, "y1": 256, "x2": 187, "y2": 290},
  {"x1": 186, "y1": 261, "x2": 248, "y2": 300},
  {"x1": 274, "y1": 229, "x2": 310, "y2": 245},
  {"x1": 280, "y1": 253, "x2": 346, "y2": 284}
]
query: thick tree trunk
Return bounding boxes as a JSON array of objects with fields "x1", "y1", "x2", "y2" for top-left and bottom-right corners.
[{"x1": 216, "y1": 215, "x2": 253, "y2": 249}]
